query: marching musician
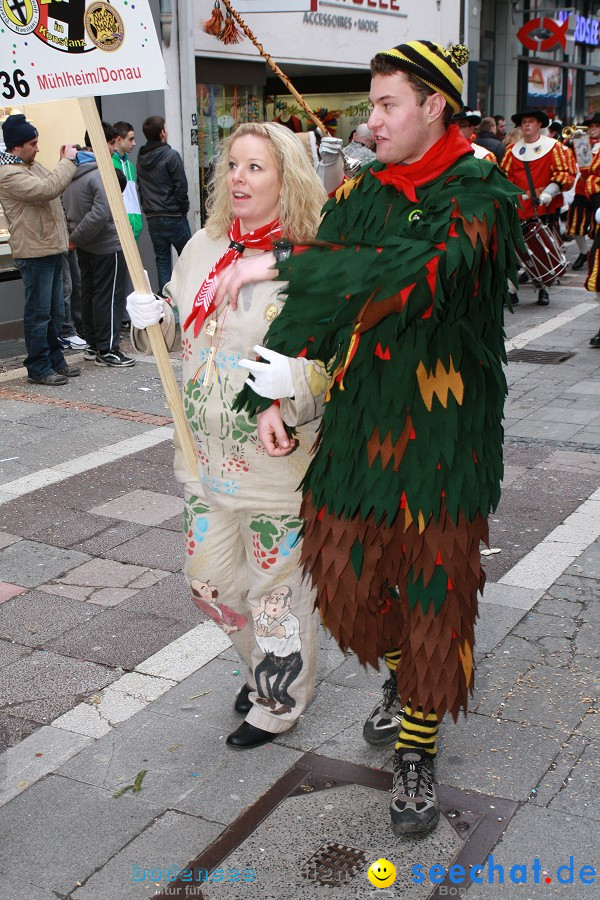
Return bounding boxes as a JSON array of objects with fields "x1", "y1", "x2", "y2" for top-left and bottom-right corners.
[
  {"x1": 582, "y1": 113, "x2": 600, "y2": 347},
  {"x1": 501, "y1": 106, "x2": 576, "y2": 305},
  {"x1": 566, "y1": 112, "x2": 600, "y2": 271}
]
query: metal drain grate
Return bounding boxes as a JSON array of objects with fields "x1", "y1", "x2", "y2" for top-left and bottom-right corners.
[
  {"x1": 301, "y1": 840, "x2": 367, "y2": 887},
  {"x1": 507, "y1": 348, "x2": 575, "y2": 364}
]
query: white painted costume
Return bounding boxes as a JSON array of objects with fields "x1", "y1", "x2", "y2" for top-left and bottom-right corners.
[{"x1": 157, "y1": 230, "x2": 327, "y2": 732}]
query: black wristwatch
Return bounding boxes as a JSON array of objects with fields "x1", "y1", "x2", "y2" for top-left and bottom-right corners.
[{"x1": 273, "y1": 240, "x2": 292, "y2": 263}]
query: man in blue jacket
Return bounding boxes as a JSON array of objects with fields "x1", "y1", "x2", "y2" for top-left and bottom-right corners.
[{"x1": 136, "y1": 115, "x2": 191, "y2": 293}]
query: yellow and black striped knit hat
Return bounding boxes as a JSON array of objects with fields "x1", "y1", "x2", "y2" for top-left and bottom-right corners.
[{"x1": 375, "y1": 41, "x2": 469, "y2": 113}]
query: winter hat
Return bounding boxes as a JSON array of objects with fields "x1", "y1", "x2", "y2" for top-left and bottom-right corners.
[
  {"x1": 374, "y1": 41, "x2": 469, "y2": 113},
  {"x1": 2, "y1": 114, "x2": 38, "y2": 150}
]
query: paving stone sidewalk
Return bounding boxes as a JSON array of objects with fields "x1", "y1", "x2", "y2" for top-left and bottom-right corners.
[
  {"x1": 0, "y1": 538, "x2": 597, "y2": 899},
  {"x1": 0, "y1": 273, "x2": 599, "y2": 899}
]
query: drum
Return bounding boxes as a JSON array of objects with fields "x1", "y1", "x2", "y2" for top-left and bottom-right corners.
[{"x1": 517, "y1": 218, "x2": 567, "y2": 287}]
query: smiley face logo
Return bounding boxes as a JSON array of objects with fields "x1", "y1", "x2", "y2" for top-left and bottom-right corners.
[{"x1": 367, "y1": 858, "x2": 397, "y2": 889}]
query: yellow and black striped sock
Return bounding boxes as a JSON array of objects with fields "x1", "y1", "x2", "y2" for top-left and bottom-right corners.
[
  {"x1": 384, "y1": 648, "x2": 402, "y2": 673},
  {"x1": 395, "y1": 703, "x2": 438, "y2": 758}
]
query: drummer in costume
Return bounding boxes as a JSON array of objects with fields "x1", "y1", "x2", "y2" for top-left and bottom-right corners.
[
  {"x1": 565, "y1": 112, "x2": 600, "y2": 270},
  {"x1": 452, "y1": 107, "x2": 497, "y2": 163},
  {"x1": 501, "y1": 106, "x2": 576, "y2": 305},
  {"x1": 234, "y1": 40, "x2": 523, "y2": 836},
  {"x1": 581, "y1": 114, "x2": 600, "y2": 347}
]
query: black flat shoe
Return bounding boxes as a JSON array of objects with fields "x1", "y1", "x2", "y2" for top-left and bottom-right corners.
[
  {"x1": 226, "y1": 721, "x2": 274, "y2": 749},
  {"x1": 572, "y1": 252, "x2": 588, "y2": 270},
  {"x1": 590, "y1": 330, "x2": 600, "y2": 347},
  {"x1": 234, "y1": 683, "x2": 252, "y2": 715},
  {"x1": 537, "y1": 288, "x2": 550, "y2": 306}
]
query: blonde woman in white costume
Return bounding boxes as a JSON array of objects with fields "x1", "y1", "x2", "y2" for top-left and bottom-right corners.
[{"x1": 127, "y1": 123, "x2": 328, "y2": 749}]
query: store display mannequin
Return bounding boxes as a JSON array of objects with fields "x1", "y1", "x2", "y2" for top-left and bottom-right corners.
[{"x1": 274, "y1": 107, "x2": 302, "y2": 133}]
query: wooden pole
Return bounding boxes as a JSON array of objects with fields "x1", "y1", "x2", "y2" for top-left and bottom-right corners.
[
  {"x1": 78, "y1": 97, "x2": 197, "y2": 479},
  {"x1": 219, "y1": 0, "x2": 330, "y2": 135}
]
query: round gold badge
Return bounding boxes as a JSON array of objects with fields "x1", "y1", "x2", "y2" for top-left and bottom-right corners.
[
  {"x1": 264, "y1": 304, "x2": 279, "y2": 321},
  {"x1": 84, "y1": 1, "x2": 124, "y2": 52}
]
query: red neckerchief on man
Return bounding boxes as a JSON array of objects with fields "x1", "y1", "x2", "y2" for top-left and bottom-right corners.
[
  {"x1": 372, "y1": 124, "x2": 473, "y2": 202},
  {"x1": 184, "y1": 217, "x2": 282, "y2": 336}
]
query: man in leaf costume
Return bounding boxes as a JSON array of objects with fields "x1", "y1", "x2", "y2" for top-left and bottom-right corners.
[{"x1": 236, "y1": 40, "x2": 523, "y2": 835}]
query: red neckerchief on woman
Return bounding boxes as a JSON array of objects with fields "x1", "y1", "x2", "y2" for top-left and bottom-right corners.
[
  {"x1": 184, "y1": 217, "x2": 283, "y2": 336},
  {"x1": 372, "y1": 124, "x2": 473, "y2": 203}
]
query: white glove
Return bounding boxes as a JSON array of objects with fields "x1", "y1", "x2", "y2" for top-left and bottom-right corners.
[
  {"x1": 239, "y1": 344, "x2": 294, "y2": 399},
  {"x1": 318, "y1": 136, "x2": 343, "y2": 166},
  {"x1": 126, "y1": 291, "x2": 165, "y2": 329},
  {"x1": 538, "y1": 191, "x2": 553, "y2": 207}
]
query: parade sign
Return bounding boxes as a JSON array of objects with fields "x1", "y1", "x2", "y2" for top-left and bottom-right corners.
[
  {"x1": 0, "y1": 0, "x2": 196, "y2": 476},
  {"x1": 0, "y1": 0, "x2": 166, "y2": 103}
]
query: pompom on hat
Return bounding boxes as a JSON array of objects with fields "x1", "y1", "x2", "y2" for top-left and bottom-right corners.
[
  {"x1": 374, "y1": 41, "x2": 469, "y2": 113},
  {"x1": 2, "y1": 114, "x2": 38, "y2": 151}
]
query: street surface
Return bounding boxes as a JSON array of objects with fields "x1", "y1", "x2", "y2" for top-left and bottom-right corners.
[{"x1": 0, "y1": 251, "x2": 599, "y2": 899}]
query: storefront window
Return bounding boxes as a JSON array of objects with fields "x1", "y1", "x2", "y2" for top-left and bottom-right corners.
[
  {"x1": 584, "y1": 42, "x2": 600, "y2": 114},
  {"x1": 195, "y1": 85, "x2": 372, "y2": 223},
  {"x1": 527, "y1": 62, "x2": 564, "y2": 114},
  {"x1": 197, "y1": 83, "x2": 262, "y2": 224},
  {"x1": 266, "y1": 93, "x2": 371, "y2": 144}
]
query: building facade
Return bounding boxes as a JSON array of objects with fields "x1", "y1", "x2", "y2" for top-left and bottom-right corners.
[
  {"x1": 2, "y1": 0, "x2": 466, "y2": 337},
  {"x1": 193, "y1": 0, "x2": 463, "y2": 219},
  {"x1": 468, "y1": 0, "x2": 600, "y2": 124}
]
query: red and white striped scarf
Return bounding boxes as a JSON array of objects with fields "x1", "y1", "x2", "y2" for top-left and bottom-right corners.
[{"x1": 184, "y1": 217, "x2": 282, "y2": 336}]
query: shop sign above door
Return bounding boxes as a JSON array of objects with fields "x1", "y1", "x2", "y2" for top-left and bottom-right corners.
[
  {"x1": 571, "y1": 15, "x2": 599, "y2": 46},
  {"x1": 556, "y1": 10, "x2": 600, "y2": 47},
  {"x1": 517, "y1": 17, "x2": 569, "y2": 53},
  {"x1": 232, "y1": 1, "x2": 317, "y2": 10},
  {"x1": 0, "y1": 0, "x2": 166, "y2": 103}
]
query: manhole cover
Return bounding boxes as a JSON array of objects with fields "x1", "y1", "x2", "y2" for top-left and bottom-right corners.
[
  {"x1": 155, "y1": 754, "x2": 518, "y2": 900},
  {"x1": 507, "y1": 348, "x2": 575, "y2": 364},
  {"x1": 301, "y1": 840, "x2": 367, "y2": 887}
]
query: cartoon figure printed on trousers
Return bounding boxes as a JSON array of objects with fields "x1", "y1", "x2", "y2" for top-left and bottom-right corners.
[
  {"x1": 190, "y1": 578, "x2": 247, "y2": 634},
  {"x1": 250, "y1": 585, "x2": 303, "y2": 716}
]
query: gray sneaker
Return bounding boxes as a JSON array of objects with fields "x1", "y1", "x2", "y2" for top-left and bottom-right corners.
[
  {"x1": 362, "y1": 675, "x2": 403, "y2": 747},
  {"x1": 390, "y1": 748, "x2": 439, "y2": 836},
  {"x1": 27, "y1": 372, "x2": 67, "y2": 386}
]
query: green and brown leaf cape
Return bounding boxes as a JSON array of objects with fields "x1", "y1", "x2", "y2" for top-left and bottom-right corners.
[{"x1": 237, "y1": 131, "x2": 523, "y2": 720}]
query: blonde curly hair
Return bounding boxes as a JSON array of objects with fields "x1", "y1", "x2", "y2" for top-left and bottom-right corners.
[{"x1": 205, "y1": 122, "x2": 327, "y2": 243}]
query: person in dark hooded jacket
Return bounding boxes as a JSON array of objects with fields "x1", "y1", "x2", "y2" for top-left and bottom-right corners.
[
  {"x1": 62, "y1": 122, "x2": 134, "y2": 368},
  {"x1": 136, "y1": 115, "x2": 191, "y2": 292}
]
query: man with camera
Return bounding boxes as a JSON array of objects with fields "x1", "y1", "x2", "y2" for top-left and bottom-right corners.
[{"x1": 0, "y1": 113, "x2": 80, "y2": 385}]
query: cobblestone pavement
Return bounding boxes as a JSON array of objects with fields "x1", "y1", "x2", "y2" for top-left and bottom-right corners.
[{"x1": 0, "y1": 262, "x2": 599, "y2": 899}]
